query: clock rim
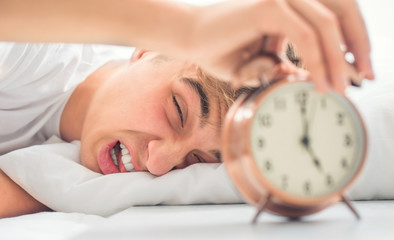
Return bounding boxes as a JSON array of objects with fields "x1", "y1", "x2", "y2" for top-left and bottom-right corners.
[{"x1": 222, "y1": 78, "x2": 368, "y2": 216}]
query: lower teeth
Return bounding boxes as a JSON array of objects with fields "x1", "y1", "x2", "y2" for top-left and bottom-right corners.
[{"x1": 110, "y1": 148, "x2": 118, "y2": 166}]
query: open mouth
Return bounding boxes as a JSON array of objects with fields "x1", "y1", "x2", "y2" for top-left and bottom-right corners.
[{"x1": 110, "y1": 141, "x2": 135, "y2": 172}]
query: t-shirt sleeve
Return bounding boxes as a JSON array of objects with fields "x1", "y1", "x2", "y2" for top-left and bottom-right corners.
[{"x1": 0, "y1": 42, "x2": 31, "y2": 89}]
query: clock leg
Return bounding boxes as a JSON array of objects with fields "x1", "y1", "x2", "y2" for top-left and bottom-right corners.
[
  {"x1": 342, "y1": 195, "x2": 361, "y2": 220},
  {"x1": 251, "y1": 194, "x2": 272, "y2": 224}
]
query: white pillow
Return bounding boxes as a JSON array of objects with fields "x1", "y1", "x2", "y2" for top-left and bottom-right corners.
[
  {"x1": 346, "y1": 79, "x2": 394, "y2": 200},
  {"x1": 0, "y1": 136, "x2": 243, "y2": 216}
]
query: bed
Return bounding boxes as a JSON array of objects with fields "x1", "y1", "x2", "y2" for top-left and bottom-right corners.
[
  {"x1": 1, "y1": 0, "x2": 394, "y2": 239},
  {"x1": 0, "y1": 201, "x2": 393, "y2": 240}
]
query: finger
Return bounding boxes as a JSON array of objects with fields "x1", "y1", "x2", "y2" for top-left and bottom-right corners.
[
  {"x1": 231, "y1": 36, "x2": 290, "y2": 87},
  {"x1": 287, "y1": 0, "x2": 348, "y2": 94},
  {"x1": 234, "y1": 56, "x2": 277, "y2": 88},
  {"x1": 261, "y1": 35, "x2": 288, "y2": 53},
  {"x1": 264, "y1": 1, "x2": 330, "y2": 92},
  {"x1": 347, "y1": 63, "x2": 364, "y2": 87},
  {"x1": 234, "y1": 55, "x2": 306, "y2": 88},
  {"x1": 336, "y1": 0, "x2": 374, "y2": 80},
  {"x1": 279, "y1": 60, "x2": 308, "y2": 76}
]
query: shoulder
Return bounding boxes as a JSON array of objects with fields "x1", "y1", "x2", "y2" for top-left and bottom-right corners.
[{"x1": 0, "y1": 43, "x2": 95, "y2": 90}]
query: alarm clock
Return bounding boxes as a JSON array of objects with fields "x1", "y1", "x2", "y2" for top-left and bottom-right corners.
[{"x1": 222, "y1": 72, "x2": 367, "y2": 222}]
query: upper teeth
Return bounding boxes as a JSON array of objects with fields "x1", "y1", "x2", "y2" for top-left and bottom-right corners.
[
  {"x1": 110, "y1": 142, "x2": 135, "y2": 172},
  {"x1": 120, "y1": 143, "x2": 134, "y2": 172}
]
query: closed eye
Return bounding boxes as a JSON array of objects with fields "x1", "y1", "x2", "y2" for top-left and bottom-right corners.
[
  {"x1": 173, "y1": 96, "x2": 184, "y2": 128},
  {"x1": 193, "y1": 153, "x2": 205, "y2": 163}
]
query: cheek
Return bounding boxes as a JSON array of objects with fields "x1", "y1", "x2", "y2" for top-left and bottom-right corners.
[
  {"x1": 85, "y1": 78, "x2": 170, "y2": 135},
  {"x1": 124, "y1": 99, "x2": 172, "y2": 136},
  {"x1": 89, "y1": 79, "x2": 144, "y2": 124}
]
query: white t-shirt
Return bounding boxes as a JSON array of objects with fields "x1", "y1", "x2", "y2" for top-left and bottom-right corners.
[{"x1": 0, "y1": 42, "x2": 134, "y2": 155}]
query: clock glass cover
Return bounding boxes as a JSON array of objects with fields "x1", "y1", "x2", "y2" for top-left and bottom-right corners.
[{"x1": 250, "y1": 81, "x2": 365, "y2": 198}]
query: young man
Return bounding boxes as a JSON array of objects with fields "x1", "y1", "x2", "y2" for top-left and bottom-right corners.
[{"x1": 0, "y1": 0, "x2": 373, "y2": 218}]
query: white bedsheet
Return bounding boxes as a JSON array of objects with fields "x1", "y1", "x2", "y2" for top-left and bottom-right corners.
[{"x1": 1, "y1": 201, "x2": 393, "y2": 240}]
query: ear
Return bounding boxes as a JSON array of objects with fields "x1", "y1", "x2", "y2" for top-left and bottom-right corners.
[{"x1": 130, "y1": 49, "x2": 149, "y2": 62}]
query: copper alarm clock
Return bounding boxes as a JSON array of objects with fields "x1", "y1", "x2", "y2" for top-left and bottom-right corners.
[{"x1": 222, "y1": 46, "x2": 367, "y2": 223}]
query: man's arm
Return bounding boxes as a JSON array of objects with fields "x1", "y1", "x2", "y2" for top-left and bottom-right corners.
[
  {"x1": 0, "y1": 169, "x2": 51, "y2": 218},
  {"x1": 0, "y1": 0, "x2": 194, "y2": 53},
  {"x1": 0, "y1": 0, "x2": 373, "y2": 92}
]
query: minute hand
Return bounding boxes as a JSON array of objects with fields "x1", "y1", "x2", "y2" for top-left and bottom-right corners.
[{"x1": 300, "y1": 106, "x2": 323, "y2": 172}]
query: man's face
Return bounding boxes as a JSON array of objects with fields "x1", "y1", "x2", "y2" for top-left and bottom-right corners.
[{"x1": 79, "y1": 51, "x2": 223, "y2": 176}]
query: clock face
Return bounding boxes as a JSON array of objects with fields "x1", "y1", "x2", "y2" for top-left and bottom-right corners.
[{"x1": 250, "y1": 82, "x2": 365, "y2": 198}]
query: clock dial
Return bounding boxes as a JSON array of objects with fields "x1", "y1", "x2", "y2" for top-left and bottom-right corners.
[{"x1": 250, "y1": 82, "x2": 365, "y2": 198}]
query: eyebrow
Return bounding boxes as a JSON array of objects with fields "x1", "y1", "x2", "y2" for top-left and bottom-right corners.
[
  {"x1": 181, "y1": 77, "x2": 210, "y2": 127},
  {"x1": 180, "y1": 78, "x2": 222, "y2": 163}
]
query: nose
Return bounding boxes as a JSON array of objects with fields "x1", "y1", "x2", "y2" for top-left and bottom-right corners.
[{"x1": 145, "y1": 139, "x2": 189, "y2": 176}]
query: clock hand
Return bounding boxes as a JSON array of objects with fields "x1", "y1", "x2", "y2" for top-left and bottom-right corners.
[
  {"x1": 306, "y1": 142, "x2": 323, "y2": 172},
  {"x1": 309, "y1": 148, "x2": 323, "y2": 172},
  {"x1": 300, "y1": 102, "x2": 323, "y2": 172},
  {"x1": 300, "y1": 120, "x2": 323, "y2": 172}
]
